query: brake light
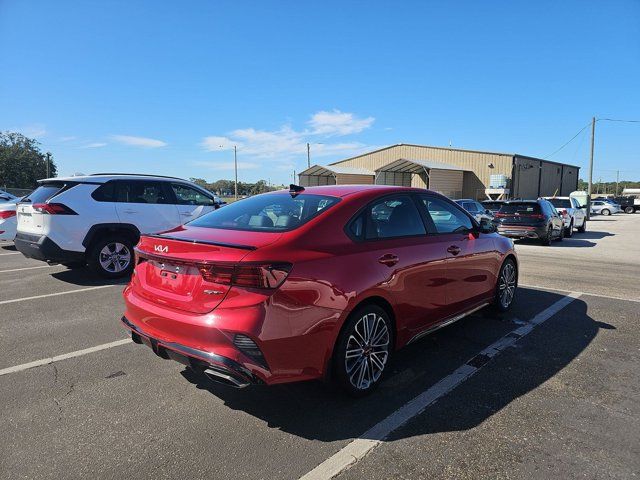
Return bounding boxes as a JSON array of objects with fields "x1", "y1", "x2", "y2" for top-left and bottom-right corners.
[
  {"x1": 0, "y1": 210, "x2": 16, "y2": 219},
  {"x1": 197, "y1": 263, "x2": 292, "y2": 289},
  {"x1": 526, "y1": 214, "x2": 545, "y2": 219},
  {"x1": 494, "y1": 213, "x2": 507, "y2": 218},
  {"x1": 32, "y1": 203, "x2": 77, "y2": 215}
]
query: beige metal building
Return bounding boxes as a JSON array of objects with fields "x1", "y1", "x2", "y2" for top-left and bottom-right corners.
[{"x1": 298, "y1": 144, "x2": 580, "y2": 200}]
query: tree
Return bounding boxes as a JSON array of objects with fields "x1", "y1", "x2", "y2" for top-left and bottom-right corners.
[{"x1": 0, "y1": 132, "x2": 57, "y2": 189}]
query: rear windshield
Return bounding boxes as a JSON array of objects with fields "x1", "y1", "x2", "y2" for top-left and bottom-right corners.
[
  {"x1": 187, "y1": 193, "x2": 339, "y2": 232},
  {"x1": 547, "y1": 198, "x2": 571, "y2": 208},
  {"x1": 22, "y1": 183, "x2": 65, "y2": 203},
  {"x1": 483, "y1": 201, "x2": 503, "y2": 210},
  {"x1": 498, "y1": 203, "x2": 541, "y2": 214}
]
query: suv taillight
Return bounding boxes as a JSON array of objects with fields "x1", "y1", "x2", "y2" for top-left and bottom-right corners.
[
  {"x1": 0, "y1": 210, "x2": 16, "y2": 219},
  {"x1": 197, "y1": 263, "x2": 292, "y2": 289},
  {"x1": 32, "y1": 203, "x2": 77, "y2": 215}
]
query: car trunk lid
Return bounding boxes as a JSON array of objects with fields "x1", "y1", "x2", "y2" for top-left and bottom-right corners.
[{"x1": 132, "y1": 227, "x2": 282, "y2": 314}]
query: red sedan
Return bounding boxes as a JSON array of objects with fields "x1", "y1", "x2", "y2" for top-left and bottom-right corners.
[{"x1": 121, "y1": 185, "x2": 517, "y2": 396}]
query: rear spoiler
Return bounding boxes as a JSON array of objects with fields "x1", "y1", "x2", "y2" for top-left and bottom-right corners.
[{"x1": 143, "y1": 234, "x2": 257, "y2": 251}]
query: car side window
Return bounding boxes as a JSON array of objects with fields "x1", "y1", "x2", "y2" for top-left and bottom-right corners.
[
  {"x1": 463, "y1": 201, "x2": 478, "y2": 213},
  {"x1": 91, "y1": 181, "x2": 116, "y2": 202},
  {"x1": 171, "y1": 183, "x2": 214, "y2": 206},
  {"x1": 420, "y1": 196, "x2": 473, "y2": 234},
  {"x1": 114, "y1": 181, "x2": 170, "y2": 204},
  {"x1": 362, "y1": 195, "x2": 426, "y2": 240}
]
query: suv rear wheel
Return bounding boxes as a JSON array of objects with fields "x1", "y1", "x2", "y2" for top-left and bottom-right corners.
[
  {"x1": 564, "y1": 220, "x2": 573, "y2": 237},
  {"x1": 334, "y1": 304, "x2": 392, "y2": 397},
  {"x1": 87, "y1": 235, "x2": 134, "y2": 278},
  {"x1": 577, "y1": 219, "x2": 587, "y2": 233}
]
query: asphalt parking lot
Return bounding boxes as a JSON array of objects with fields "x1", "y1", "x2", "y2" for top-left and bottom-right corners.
[{"x1": 1, "y1": 215, "x2": 639, "y2": 480}]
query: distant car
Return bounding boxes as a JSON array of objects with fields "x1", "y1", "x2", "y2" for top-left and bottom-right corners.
[
  {"x1": 493, "y1": 199, "x2": 564, "y2": 245},
  {"x1": 14, "y1": 174, "x2": 221, "y2": 277},
  {"x1": 482, "y1": 200, "x2": 505, "y2": 215},
  {"x1": 590, "y1": 200, "x2": 621, "y2": 216},
  {"x1": 543, "y1": 196, "x2": 587, "y2": 236},
  {"x1": 0, "y1": 200, "x2": 18, "y2": 240},
  {"x1": 454, "y1": 199, "x2": 493, "y2": 223},
  {"x1": 0, "y1": 189, "x2": 18, "y2": 203}
]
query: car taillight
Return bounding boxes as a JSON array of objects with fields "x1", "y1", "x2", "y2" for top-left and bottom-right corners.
[
  {"x1": 32, "y1": 203, "x2": 77, "y2": 215},
  {"x1": 524, "y1": 214, "x2": 544, "y2": 219},
  {"x1": 494, "y1": 213, "x2": 507, "y2": 218},
  {"x1": 197, "y1": 263, "x2": 292, "y2": 289},
  {"x1": 0, "y1": 210, "x2": 16, "y2": 219}
]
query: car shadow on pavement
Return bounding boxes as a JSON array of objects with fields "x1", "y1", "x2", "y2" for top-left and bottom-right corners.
[
  {"x1": 574, "y1": 230, "x2": 615, "y2": 240},
  {"x1": 515, "y1": 239, "x2": 597, "y2": 248},
  {"x1": 180, "y1": 288, "x2": 605, "y2": 442},
  {"x1": 50, "y1": 268, "x2": 129, "y2": 286},
  {"x1": 1, "y1": 243, "x2": 17, "y2": 251}
]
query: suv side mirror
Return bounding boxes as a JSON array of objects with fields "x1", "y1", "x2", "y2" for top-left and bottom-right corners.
[{"x1": 479, "y1": 218, "x2": 496, "y2": 234}]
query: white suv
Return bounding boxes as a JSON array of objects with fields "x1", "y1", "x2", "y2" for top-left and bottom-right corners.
[
  {"x1": 15, "y1": 174, "x2": 223, "y2": 277},
  {"x1": 543, "y1": 196, "x2": 587, "y2": 236}
]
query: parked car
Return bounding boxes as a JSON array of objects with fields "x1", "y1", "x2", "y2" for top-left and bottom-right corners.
[
  {"x1": 14, "y1": 174, "x2": 221, "y2": 277},
  {"x1": 0, "y1": 189, "x2": 18, "y2": 203},
  {"x1": 590, "y1": 199, "x2": 621, "y2": 216},
  {"x1": 493, "y1": 199, "x2": 564, "y2": 245},
  {"x1": 121, "y1": 185, "x2": 518, "y2": 396},
  {"x1": 454, "y1": 198, "x2": 493, "y2": 223},
  {"x1": 482, "y1": 200, "x2": 505, "y2": 215},
  {"x1": 542, "y1": 196, "x2": 587, "y2": 236},
  {"x1": 0, "y1": 200, "x2": 17, "y2": 240}
]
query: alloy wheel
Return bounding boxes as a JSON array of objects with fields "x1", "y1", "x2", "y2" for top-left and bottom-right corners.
[
  {"x1": 498, "y1": 262, "x2": 517, "y2": 309},
  {"x1": 99, "y1": 242, "x2": 131, "y2": 273},
  {"x1": 344, "y1": 312, "x2": 390, "y2": 390}
]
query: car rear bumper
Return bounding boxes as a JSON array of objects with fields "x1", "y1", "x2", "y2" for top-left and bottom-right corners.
[
  {"x1": 496, "y1": 225, "x2": 546, "y2": 239},
  {"x1": 14, "y1": 232, "x2": 85, "y2": 263},
  {"x1": 121, "y1": 316, "x2": 261, "y2": 388}
]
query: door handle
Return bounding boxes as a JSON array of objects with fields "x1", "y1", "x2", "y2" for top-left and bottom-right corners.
[
  {"x1": 447, "y1": 245, "x2": 461, "y2": 256},
  {"x1": 378, "y1": 254, "x2": 399, "y2": 267},
  {"x1": 123, "y1": 209, "x2": 137, "y2": 214}
]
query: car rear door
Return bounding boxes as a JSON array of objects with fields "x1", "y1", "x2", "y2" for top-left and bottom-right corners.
[
  {"x1": 114, "y1": 180, "x2": 180, "y2": 234},
  {"x1": 419, "y1": 195, "x2": 498, "y2": 314},
  {"x1": 169, "y1": 183, "x2": 217, "y2": 224}
]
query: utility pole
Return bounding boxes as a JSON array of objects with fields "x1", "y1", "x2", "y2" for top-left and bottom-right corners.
[
  {"x1": 587, "y1": 116, "x2": 596, "y2": 219},
  {"x1": 233, "y1": 145, "x2": 238, "y2": 200},
  {"x1": 307, "y1": 142, "x2": 311, "y2": 169},
  {"x1": 615, "y1": 170, "x2": 620, "y2": 197},
  {"x1": 45, "y1": 152, "x2": 51, "y2": 178}
]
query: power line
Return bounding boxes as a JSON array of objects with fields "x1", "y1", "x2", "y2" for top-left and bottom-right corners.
[
  {"x1": 543, "y1": 122, "x2": 591, "y2": 159},
  {"x1": 598, "y1": 118, "x2": 640, "y2": 123}
]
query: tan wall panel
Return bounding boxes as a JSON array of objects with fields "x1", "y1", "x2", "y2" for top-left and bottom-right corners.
[
  {"x1": 428, "y1": 169, "x2": 464, "y2": 199},
  {"x1": 334, "y1": 173, "x2": 374, "y2": 185},
  {"x1": 299, "y1": 174, "x2": 334, "y2": 187}
]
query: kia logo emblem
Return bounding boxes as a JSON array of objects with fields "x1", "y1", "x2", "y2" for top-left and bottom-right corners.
[{"x1": 154, "y1": 245, "x2": 168, "y2": 253}]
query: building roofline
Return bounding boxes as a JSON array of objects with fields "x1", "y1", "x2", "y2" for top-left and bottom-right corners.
[{"x1": 329, "y1": 143, "x2": 581, "y2": 170}]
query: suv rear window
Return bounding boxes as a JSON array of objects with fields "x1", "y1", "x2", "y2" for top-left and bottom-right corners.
[
  {"x1": 22, "y1": 182, "x2": 66, "y2": 203},
  {"x1": 187, "y1": 193, "x2": 339, "y2": 232},
  {"x1": 498, "y1": 203, "x2": 542, "y2": 214},
  {"x1": 547, "y1": 198, "x2": 571, "y2": 208}
]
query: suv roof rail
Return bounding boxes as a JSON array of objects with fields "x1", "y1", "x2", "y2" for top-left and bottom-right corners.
[{"x1": 90, "y1": 173, "x2": 188, "y2": 181}]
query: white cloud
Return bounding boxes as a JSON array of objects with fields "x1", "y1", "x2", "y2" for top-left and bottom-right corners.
[
  {"x1": 81, "y1": 142, "x2": 107, "y2": 148},
  {"x1": 112, "y1": 135, "x2": 167, "y2": 148},
  {"x1": 194, "y1": 161, "x2": 260, "y2": 171},
  {"x1": 59, "y1": 136, "x2": 77, "y2": 142},
  {"x1": 308, "y1": 110, "x2": 375, "y2": 136},
  {"x1": 12, "y1": 124, "x2": 47, "y2": 138},
  {"x1": 199, "y1": 110, "x2": 375, "y2": 164}
]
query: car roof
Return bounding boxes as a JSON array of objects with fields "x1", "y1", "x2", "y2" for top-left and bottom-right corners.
[
  {"x1": 269, "y1": 185, "x2": 431, "y2": 198},
  {"x1": 453, "y1": 198, "x2": 475, "y2": 202},
  {"x1": 38, "y1": 173, "x2": 191, "y2": 184}
]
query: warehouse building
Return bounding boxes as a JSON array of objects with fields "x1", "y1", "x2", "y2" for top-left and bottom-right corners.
[{"x1": 298, "y1": 144, "x2": 580, "y2": 200}]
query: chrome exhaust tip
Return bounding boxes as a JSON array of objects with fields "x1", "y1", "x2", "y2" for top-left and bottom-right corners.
[{"x1": 203, "y1": 368, "x2": 250, "y2": 388}]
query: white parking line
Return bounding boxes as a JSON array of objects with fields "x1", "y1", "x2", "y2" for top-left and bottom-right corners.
[
  {"x1": 299, "y1": 292, "x2": 582, "y2": 480},
  {"x1": 520, "y1": 283, "x2": 640, "y2": 303},
  {"x1": 0, "y1": 252, "x2": 21, "y2": 256},
  {"x1": 0, "y1": 339, "x2": 133, "y2": 376},
  {"x1": 0, "y1": 285, "x2": 117, "y2": 306},
  {"x1": 0, "y1": 265, "x2": 61, "y2": 274}
]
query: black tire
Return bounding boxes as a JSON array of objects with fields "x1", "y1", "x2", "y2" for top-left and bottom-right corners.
[
  {"x1": 601, "y1": 208, "x2": 611, "y2": 216},
  {"x1": 493, "y1": 258, "x2": 517, "y2": 312},
  {"x1": 625, "y1": 206, "x2": 634, "y2": 214},
  {"x1": 556, "y1": 225, "x2": 564, "y2": 242},
  {"x1": 333, "y1": 304, "x2": 393, "y2": 397},
  {"x1": 540, "y1": 225, "x2": 553, "y2": 246},
  {"x1": 564, "y1": 220, "x2": 573, "y2": 238},
  {"x1": 577, "y1": 220, "x2": 586, "y2": 233},
  {"x1": 87, "y1": 235, "x2": 134, "y2": 279}
]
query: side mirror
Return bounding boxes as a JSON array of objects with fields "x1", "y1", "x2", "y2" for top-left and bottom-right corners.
[{"x1": 479, "y1": 218, "x2": 496, "y2": 234}]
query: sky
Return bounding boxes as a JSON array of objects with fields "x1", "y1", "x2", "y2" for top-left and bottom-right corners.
[{"x1": 1, "y1": 0, "x2": 639, "y2": 185}]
